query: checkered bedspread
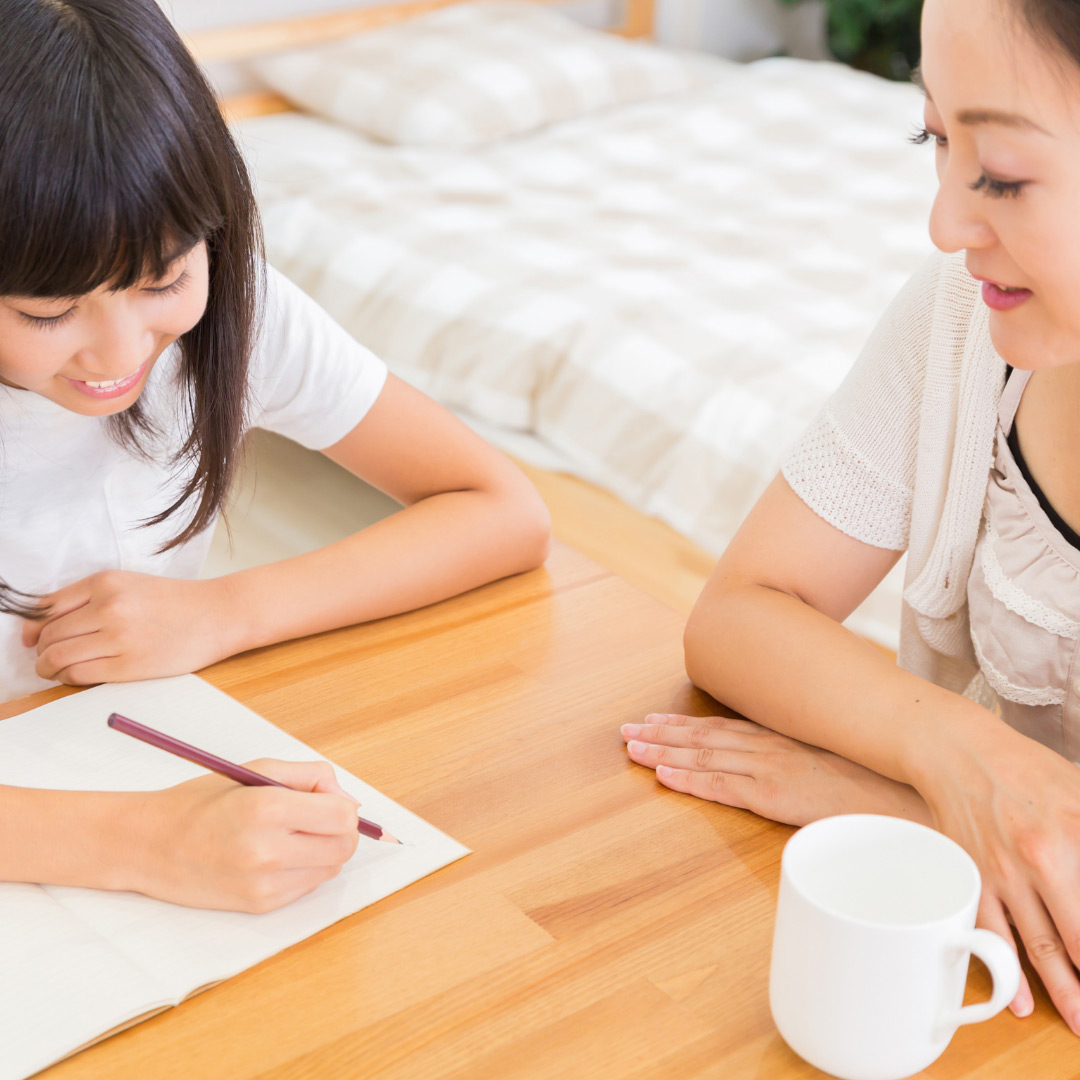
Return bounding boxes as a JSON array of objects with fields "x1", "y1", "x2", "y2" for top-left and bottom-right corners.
[{"x1": 236, "y1": 56, "x2": 937, "y2": 647}]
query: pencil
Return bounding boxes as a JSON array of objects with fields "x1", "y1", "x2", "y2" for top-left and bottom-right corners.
[{"x1": 107, "y1": 713, "x2": 400, "y2": 844}]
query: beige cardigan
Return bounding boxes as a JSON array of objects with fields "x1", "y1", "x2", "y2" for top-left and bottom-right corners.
[{"x1": 782, "y1": 250, "x2": 1005, "y2": 693}]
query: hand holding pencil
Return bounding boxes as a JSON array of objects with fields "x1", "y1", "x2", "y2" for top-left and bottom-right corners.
[{"x1": 104, "y1": 715, "x2": 396, "y2": 913}]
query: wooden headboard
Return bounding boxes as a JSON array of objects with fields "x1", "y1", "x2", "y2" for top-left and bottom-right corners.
[{"x1": 186, "y1": 0, "x2": 657, "y2": 119}]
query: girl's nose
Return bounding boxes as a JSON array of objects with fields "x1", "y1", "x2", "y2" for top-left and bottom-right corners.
[
  {"x1": 80, "y1": 305, "x2": 154, "y2": 379},
  {"x1": 928, "y1": 167, "x2": 996, "y2": 255}
]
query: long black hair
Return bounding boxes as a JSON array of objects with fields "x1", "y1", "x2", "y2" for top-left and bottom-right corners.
[
  {"x1": 0, "y1": 0, "x2": 263, "y2": 616},
  {"x1": 1020, "y1": 0, "x2": 1080, "y2": 69}
]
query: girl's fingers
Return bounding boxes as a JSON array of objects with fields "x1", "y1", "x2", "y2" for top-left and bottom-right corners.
[
  {"x1": 248, "y1": 758, "x2": 356, "y2": 800},
  {"x1": 35, "y1": 633, "x2": 117, "y2": 681},
  {"x1": 626, "y1": 738, "x2": 755, "y2": 776},
  {"x1": 24, "y1": 581, "x2": 93, "y2": 643},
  {"x1": 977, "y1": 893, "x2": 1032, "y2": 1017},
  {"x1": 272, "y1": 788, "x2": 364, "y2": 837},
  {"x1": 33, "y1": 606, "x2": 101, "y2": 654},
  {"x1": 654, "y1": 763, "x2": 757, "y2": 808},
  {"x1": 274, "y1": 828, "x2": 359, "y2": 869},
  {"x1": 1008, "y1": 892, "x2": 1080, "y2": 1035}
]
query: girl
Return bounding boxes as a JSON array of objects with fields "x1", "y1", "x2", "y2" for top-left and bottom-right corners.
[
  {"x1": 623, "y1": 0, "x2": 1080, "y2": 1037},
  {"x1": 0, "y1": 0, "x2": 549, "y2": 911}
]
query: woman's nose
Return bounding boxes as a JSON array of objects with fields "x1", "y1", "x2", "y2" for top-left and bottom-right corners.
[{"x1": 928, "y1": 166, "x2": 996, "y2": 254}]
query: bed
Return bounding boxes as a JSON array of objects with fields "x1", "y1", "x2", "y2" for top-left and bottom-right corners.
[{"x1": 189, "y1": 0, "x2": 937, "y2": 648}]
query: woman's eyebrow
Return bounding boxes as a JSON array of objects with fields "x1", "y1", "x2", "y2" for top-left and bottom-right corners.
[{"x1": 911, "y1": 67, "x2": 1050, "y2": 135}]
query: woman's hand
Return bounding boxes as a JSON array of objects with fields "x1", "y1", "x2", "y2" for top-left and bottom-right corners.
[
  {"x1": 915, "y1": 720, "x2": 1080, "y2": 1033},
  {"x1": 621, "y1": 713, "x2": 932, "y2": 829},
  {"x1": 21, "y1": 570, "x2": 237, "y2": 684},
  {"x1": 123, "y1": 759, "x2": 360, "y2": 912}
]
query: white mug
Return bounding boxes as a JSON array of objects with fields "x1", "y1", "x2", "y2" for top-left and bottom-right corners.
[{"x1": 769, "y1": 814, "x2": 1020, "y2": 1080}]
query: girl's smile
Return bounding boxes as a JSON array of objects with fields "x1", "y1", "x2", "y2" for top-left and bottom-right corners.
[
  {"x1": 61, "y1": 360, "x2": 149, "y2": 400},
  {"x1": 0, "y1": 242, "x2": 209, "y2": 417}
]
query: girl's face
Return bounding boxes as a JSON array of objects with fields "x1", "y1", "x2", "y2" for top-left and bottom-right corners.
[
  {"x1": 921, "y1": 0, "x2": 1080, "y2": 369},
  {"x1": 0, "y1": 241, "x2": 209, "y2": 416}
]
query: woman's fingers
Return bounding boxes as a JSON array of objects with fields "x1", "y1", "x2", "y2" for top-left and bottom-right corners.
[
  {"x1": 977, "y1": 893, "x2": 1032, "y2": 1017},
  {"x1": 1008, "y1": 892, "x2": 1080, "y2": 1035},
  {"x1": 637, "y1": 713, "x2": 763, "y2": 734},
  {"x1": 626, "y1": 737, "x2": 755, "y2": 776},
  {"x1": 653, "y1": 763, "x2": 758, "y2": 807}
]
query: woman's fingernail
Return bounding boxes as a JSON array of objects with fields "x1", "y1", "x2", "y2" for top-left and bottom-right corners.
[
  {"x1": 621, "y1": 723, "x2": 642, "y2": 738},
  {"x1": 656, "y1": 765, "x2": 673, "y2": 778},
  {"x1": 627, "y1": 740, "x2": 648, "y2": 756},
  {"x1": 1011, "y1": 994, "x2": 1033, "y2": 1018},
  {"x1": 645, "y1": 713, "x2": 669, "y2": 724}
]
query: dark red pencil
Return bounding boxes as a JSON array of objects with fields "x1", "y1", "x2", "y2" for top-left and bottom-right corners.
[{"x1": 107, "y1": 712, "x2": 400, "y2": 844}]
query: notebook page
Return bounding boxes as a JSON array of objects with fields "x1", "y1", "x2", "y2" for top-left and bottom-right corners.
[
  {"x1": 0, "y1": 675, "x2": 469, "y2": 1070},
  {"x1": 0, "y1": 883, "x2": 173, "y2": 1080}
]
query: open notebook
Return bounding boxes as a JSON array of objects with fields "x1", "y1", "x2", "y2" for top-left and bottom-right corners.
[{"x1": 0, "y1": 675, "x2": 470, "y2": 1080}]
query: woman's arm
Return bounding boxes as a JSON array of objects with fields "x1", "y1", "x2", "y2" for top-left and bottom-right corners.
[
  {"x1": 24, "y1": 375, "x2": 551, "y2": 676},
  {"x1": 644, "y1": 472, "x2": 1080, "y2": 1033},
  {"x1": 682, "y1": 474, "x2": 962, "y2": 784}
]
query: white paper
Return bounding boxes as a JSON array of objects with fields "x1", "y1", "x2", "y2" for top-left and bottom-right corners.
[{"x1": 0, "y1": 675, "x2": 469, "y2": 1080}]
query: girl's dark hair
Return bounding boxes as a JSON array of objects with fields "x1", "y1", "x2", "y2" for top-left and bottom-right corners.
[
  {"x1": 0, "y1": 0, "x2": 263, "y2": 616},
  {"x1": 1020, "y1": 0, "x2": 1080, "y2": 70}
]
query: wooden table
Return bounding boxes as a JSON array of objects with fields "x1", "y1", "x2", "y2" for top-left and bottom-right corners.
[{"x1": 5, "y1": 544, "x2": 1072, "y2": 1079}]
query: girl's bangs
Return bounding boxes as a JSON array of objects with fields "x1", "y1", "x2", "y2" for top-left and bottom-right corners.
[{"x1": 0, "y1": 159, "x2": 218, "y2": 299}]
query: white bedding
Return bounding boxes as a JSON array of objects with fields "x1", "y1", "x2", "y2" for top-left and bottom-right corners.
[{"x1": 236, "y1": 55, "x2": 937, "y2": 647}]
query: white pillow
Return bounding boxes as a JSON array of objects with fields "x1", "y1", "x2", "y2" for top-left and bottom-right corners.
[{"x1": 250, "y1": 2, "x2": 715, "y2": 148}]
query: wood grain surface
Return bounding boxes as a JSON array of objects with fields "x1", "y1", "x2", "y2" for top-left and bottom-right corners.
[{"x1": 7, "y1": 544, "x2": 1074, "y2": 1079}]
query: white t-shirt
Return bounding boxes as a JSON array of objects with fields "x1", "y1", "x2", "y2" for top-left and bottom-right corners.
[{"x1": 0, "y1": 266, "x2": 387, "y2": 701}]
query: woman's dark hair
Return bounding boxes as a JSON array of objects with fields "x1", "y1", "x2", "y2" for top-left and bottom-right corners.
[
  {"x1": 1020, "y1": 0, "x2": 1080, "y2": 70},
  {"x1": 0, "y1": 0, "x2": 263, "y2": 616}
]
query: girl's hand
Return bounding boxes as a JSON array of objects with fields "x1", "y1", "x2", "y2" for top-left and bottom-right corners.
[
  {"x1": 21, "y1": 570, "x2": 236, "y2": 684},
  {"x1": 124, "y1": 759, "x2": 360, "y2": 912}
]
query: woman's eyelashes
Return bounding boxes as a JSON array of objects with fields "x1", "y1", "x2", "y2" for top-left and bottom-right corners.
[
  {"x1": 969, "y1": 174, "x2": 1027, "y2": 199},
  {"x1": 910, "y1": 126, "x2": 1028, "y2": 199},
  {"x1": 910, "y1": 124, "x2": 947, "y2": 148}
]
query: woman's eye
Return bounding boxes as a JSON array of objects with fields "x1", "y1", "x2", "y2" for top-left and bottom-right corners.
[
  {"x1": 970, "y1": 174, "x2": 1027, "y2": 199},
  {"x1": 145, "y1": 269, "x2": 190, "y2": 297},
  {"x1": 909, "y1": 125, "x2": 947, "y2": 149},
  {"x1": 19, "y1": 308, "x2": 76, "y2": 330}
]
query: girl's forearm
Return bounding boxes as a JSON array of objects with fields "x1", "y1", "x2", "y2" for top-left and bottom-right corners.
[
  {"x1": 214, "y1": 486, "x2": 550, "y2": 656},
  {"x1": 0, "y1": 785, "x2": 143, "y2": 890},
  {"x1": 684, "y1": 583, "x2": 992, "y2": 790}
]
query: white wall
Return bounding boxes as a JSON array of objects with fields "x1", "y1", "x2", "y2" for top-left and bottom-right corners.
[{"x1": 163, "y1": 0, "x2": 793, "y2": 59}]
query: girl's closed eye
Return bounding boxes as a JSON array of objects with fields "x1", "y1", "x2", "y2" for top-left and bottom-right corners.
[
  {"x1": 19, "y1": 307, "x2": 76, "y2": 331},
  {"x1": 145, "y1": 268, "x2": 191, "y2": 297}
]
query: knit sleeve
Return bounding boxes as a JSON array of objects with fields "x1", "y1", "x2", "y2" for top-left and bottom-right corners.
[{"x1": 782, "y1": 253, "x2": 944, "y2": 551}]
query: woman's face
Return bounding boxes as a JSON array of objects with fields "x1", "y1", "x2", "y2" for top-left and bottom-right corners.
[
  {"x1": 921, "y1": 0, "x2": 1080, "y2": 369},
  {"x1": 0, "y1": 241, "x2": 209, "y2": 416}
]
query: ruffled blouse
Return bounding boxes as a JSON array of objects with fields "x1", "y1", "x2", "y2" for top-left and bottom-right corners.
[{"x1": 967, "y1": 369, "x2": 1080, "y2": 761}]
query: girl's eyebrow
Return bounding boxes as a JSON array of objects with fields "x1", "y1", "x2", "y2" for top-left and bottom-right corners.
[{"x1": 912, "y1": 65, "x2": 1051, "y2": 136}]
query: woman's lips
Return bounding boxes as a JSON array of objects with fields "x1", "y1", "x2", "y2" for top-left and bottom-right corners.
[
  {"x1": 981, "y1": 280, "x2": 1033, "y2": 312},
  {"x1": 62, "y1": 361, "x2": 148, "y2": 399}
]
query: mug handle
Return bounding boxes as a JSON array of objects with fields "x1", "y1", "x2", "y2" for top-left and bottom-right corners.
[{"x1": 941, "y1": 928, "x2": 1022, "y2": 1029}]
